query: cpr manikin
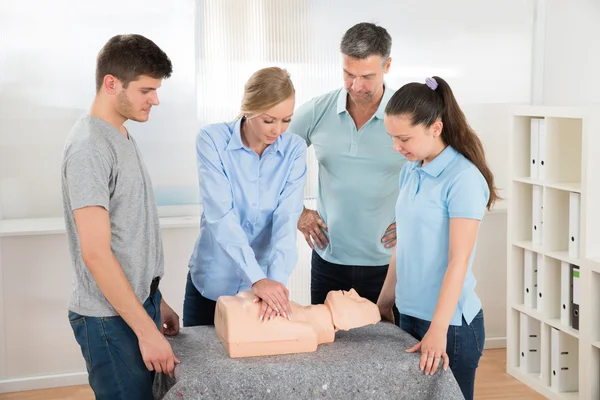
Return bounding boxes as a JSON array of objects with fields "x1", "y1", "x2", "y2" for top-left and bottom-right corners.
[{"x1": 215, "y1": 289, "x2": 381, "y2": 358}]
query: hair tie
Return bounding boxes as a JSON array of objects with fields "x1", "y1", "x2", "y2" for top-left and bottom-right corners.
[{"x1": 425, "y1": 77, "x2": 438, "y2": 91}]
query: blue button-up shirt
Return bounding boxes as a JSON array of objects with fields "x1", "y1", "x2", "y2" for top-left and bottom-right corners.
[
  {"x1": 394, "y1": 146, "x2": 489, "y2": 326},
  {"x1": 188, "y1": 119, "x2": 307, "y2": 301}
]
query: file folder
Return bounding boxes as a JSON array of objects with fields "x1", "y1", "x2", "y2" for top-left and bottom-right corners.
[
  {"x1": 538, "y1": 119, "x2": 547, "y2": 180},
  {"x1": 530, "y1": 118, "x2": 539, "y2": 179},
  {"x1": 571, "y1": 265, "x2": 580, "y2": 330},
  {"x1": 568, "y1": 193, "x2": 581, "y2": 259},
  {"x1": 524, "y1": 250, "x2": 537, "y2": 308},
  {"x1": 560, "y1": 262, "x2": 571, "y2": 327},
  {"x1": 520, "y1": 313, "x2": 541, "y2": 373},
  {"x1": 550, "y1": 327, "x2": 579, "y2": 392},
  {"x1": 532, "y1": 185, "x2": 543, "y2": 247},
  {"x1": 536, "y1": 253, "x2": 544, "y2": 313}
]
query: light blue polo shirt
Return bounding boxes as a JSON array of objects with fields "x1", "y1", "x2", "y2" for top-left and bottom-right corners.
[
  {"x1": 289, "y1": 86, "x2": 407, "y2": 266},
  {"x1": 394, "y1": 146, "x2": 489, "y2": 326}
]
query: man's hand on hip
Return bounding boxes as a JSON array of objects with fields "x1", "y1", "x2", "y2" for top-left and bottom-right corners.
[
  {"x1": 381, "y1": 222, "x2": 397, "y2": 248},
  {"x1": 298, "y1": 208, "x2": 328, "y2": 249}
]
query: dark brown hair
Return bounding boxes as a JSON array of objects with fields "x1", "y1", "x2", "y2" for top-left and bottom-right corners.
[
  {"x1": 385, "y1": 76, "x2": 499, "y2": 210},
  {"x1": 95, "y1": 34, "x2": 173, "y2": 92}
]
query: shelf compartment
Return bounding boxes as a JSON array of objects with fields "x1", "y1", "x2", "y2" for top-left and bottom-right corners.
[
  {"x1": 550, "y1": 328, "x2": 579, "y2": 395},
  {"x1": 511, "y1": 115, "x2": 537, "y2": 179},
  {"x1": 511, "y1": 181, "x2": 535, "y2": 243},
  {"x1": 543, "y1": 188, "x2": 570, "y2": 253},
  {"x1": 544, "y1": 117, "x2": 582, "y2": 186},
  {"x1": 520, "y1": 313, "x2": 542, "y2": 374}
]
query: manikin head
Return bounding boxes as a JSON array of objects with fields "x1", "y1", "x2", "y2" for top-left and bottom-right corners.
[
  {"x1": 240, "y1": 67, "x2": 295, "y2": 149},
  {"x1": 325, "y1": 288, "x2": 381, "y2": 330},
  {"x1": 340, "y1": 22, "x2": 392, "y2": 106},
  {"x1": 95, "y1": 34, "x2": 173, "y2": 123}
]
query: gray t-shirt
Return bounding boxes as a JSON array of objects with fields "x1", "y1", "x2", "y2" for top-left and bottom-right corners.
[{"x1": 61, "y1": 114, "x2": 164, "y2": 317}]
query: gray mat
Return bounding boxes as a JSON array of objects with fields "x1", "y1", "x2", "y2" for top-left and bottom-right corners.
[{"x1": 153, "y1": 322, "x2": 464, "y2": 399}]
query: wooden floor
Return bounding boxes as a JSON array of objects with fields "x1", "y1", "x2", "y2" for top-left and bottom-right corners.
[{"x1": 0, "y1": 348, "x2": 545, "y2": 400}]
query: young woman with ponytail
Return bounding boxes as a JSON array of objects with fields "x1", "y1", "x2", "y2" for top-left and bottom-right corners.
[{"x1": 376, "y1": 76, "x2": 499, "y2": 400}]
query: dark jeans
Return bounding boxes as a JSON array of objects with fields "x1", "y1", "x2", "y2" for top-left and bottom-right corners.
[
  {"x1": 68, "y1": 290, "x2": 162, "y2": 400},
  {"x1": 310, "y1": 250, "x2": 400, "y2": 325},
  {"x1": 400, "y1": 309, "x2": 485, "y2": 400},
  {"x1": 183, "y1": 272, "x2": 217, "y2": 326}
]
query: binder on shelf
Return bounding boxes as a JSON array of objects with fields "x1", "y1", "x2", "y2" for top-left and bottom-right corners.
[
  {"x1": 530, "y1": 118, "x2": 539, "y2": 179},
  {"x1": 538, "y1": 118, "x2": 547, "y2": 180},
  {"x1": 560, "y1": 262, "x2": 572, "y2": 327},
  {"x1": 524, "y1": 249, "x2": 538, "y2": 308},
  {"x1": 568, "y1": 192, "x2": 581, "y2": 259},
  {"x1": 520, "y1": 313, "x2": 541, "y2": 373},
  {"x1": 571, "y1": 265, "x2": 580, "y2": 330},
  {"x1": 550, "y1": 328, "x2": 579, "y2": 392},
  {"x1": 532, "y1": 185, "x2": 543, "y2": 248},
  {"x1": 536, "y1": 253, "x2": 544, "y2": 313}
]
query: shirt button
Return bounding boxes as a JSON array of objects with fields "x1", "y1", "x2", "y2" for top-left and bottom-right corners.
[
  {"x1": 253, "y1": 179, "x2": 258, "y2": 183},
  {"x1": 252, "y1": 203, "x2": 257, "y2": 207}
]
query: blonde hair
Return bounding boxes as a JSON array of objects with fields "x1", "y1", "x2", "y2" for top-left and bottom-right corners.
[{"x1": 239, "y1": 67, "x2": 295, "y2": 118}]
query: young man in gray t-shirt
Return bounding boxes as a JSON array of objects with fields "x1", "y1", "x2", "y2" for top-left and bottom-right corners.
[{"x1": 62, "y1": 34, "x2": 180, "y2": 399}]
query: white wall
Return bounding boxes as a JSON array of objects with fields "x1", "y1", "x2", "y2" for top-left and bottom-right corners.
[
  {"x1": 541, "y1": 0, "x2": 600, "y2": 106},
  {"x1": 0, "y1": 0, "x2": 538, "y2": 391}
]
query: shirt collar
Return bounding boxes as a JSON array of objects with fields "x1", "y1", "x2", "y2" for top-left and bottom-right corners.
[
  {"x1": 336, "y1": 84, "x2": 392, "y2": 119},
  {"x1": 225, "y1": 118, "x2": 284, "y2": 155},
  {"x1": 418, "y1": 145, "x2": 459, "y2": 177}
]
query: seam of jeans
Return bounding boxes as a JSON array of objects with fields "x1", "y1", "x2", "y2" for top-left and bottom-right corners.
[{"x1": 99, "y1": 318, "x2": 127, "y2": 399}]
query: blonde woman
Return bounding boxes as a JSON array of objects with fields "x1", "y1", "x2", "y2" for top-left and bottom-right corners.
[{"x1": 184, "y1": 67, "x2": 307, "y2": 326}]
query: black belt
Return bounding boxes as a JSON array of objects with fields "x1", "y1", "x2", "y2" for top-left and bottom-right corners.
[{"x1": 150, "y1": 276, "x2": 160, "y2": 297}]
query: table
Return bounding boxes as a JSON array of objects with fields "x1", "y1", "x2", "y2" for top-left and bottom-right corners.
[{"x1": 153, "y1": 321, "x2": 464, "y2": 399}]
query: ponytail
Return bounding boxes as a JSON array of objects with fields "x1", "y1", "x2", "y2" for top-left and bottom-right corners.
[{"x1": 385, "y1": 76, "x2": 500, "y2": 210}]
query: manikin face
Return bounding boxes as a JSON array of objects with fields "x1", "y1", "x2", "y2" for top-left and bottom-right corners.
[
  {"x1": 325, "y1": 288, "x2": 380, "y2": 330},
  {"x1": 342, "y1": 54, "x2": 391, "y2": 105},
  {"x1": 384, "y1": 114, "x2": 443, "y2": 163},
  {"x1": 245, "y1": 95, "x2": 295, "y2": 146},
  {"x1": 111, "y1": 75, "x2": 162, "y2": 123}
]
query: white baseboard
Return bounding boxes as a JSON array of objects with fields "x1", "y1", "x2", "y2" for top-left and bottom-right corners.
[
  {"x1": 0, "y1": 372, "x2": 88, "y2": 394},
  {"x1": 484, "y1": 336, "x2": 506, "y2": 349}
]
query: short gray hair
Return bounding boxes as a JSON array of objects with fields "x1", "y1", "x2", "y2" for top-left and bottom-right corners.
[{"x1": 340, "y1": 22, "x2": 392, "y2": 60}]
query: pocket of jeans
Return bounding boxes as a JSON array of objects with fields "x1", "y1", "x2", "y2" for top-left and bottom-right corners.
[
  {"x1": 469, "y1": 310, "x2": 485, "y2": 354},
  {"x1": 69, "y1": 314, "x2": 92, "y2": 369}
]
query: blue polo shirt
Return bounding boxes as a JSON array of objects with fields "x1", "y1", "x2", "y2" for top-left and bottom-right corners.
[
  {"x1": 395, "y1": 146, "x2": 489, "y2": 326},
  {"x1": 289, "y1": 86, "x2": 407, "y2": 266}
]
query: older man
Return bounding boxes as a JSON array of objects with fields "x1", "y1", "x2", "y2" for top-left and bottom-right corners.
[{"x1": 289, "y1": 23, "x2": 406, "y2": 320}]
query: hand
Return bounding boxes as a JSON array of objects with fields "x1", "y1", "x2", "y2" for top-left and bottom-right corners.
[
  {"x1": 252, "y1": 295, "x2": 279, "y2": 321},
  {"x1": 138, "y1": 329, "x2": 181, "y2": 378},
  {"x1": 251, "y1": 278, "x2": 292, "y2": 321},
  {"x1": 381, "y1": 222, "x2": 396, "y2": 248},
  {"x1": 298, "y1": 208, "x2": 328, "y2": 249},
  {"x1": 406, "y1": 326, "x2": 449, "y2": 375},
  {"x1": 160, "y1": 299, "x2": 180, "y2": 336}
]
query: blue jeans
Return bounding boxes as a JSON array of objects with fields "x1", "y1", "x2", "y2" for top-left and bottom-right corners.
[
  {"x1": 183, "y1": 271, "x2": 217, "y2": 326},
  {"x1": 310, "y1": 250, "x2": 400, "y2": 325},
  {"x1": 400, "y1": 309, "x2": 485, "y2": 400},
  {"x1": 68, "y1": 290, "x2": 162, "y2": 400}
]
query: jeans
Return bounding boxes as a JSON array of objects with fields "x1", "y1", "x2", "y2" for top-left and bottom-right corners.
[
  {"x1": 68, "y1": 290, "x2": 162, "y2": 400},
  {"x1": 183, "y1": 272, "x2": 217, "y2": 326},
  {"x1": 310, "y1": 250, "x2": 400, "y2": 325},
  {"x1": 399, "y1": 309, "x2": 485, "y2": 400}
]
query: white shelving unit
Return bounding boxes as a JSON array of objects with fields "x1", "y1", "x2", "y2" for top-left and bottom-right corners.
[{"x1": 506, "y1": 105, "x2": 600, "y2": 400}]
